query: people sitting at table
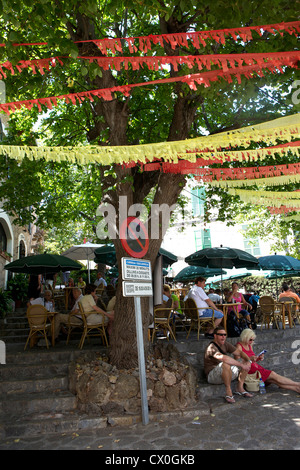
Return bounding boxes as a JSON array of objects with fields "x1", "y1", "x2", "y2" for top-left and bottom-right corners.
[
  {"x1": 223, "y1": 288, "x2": 231, "y2": 302},
  {"x1": 163, "y1": 284, "x2": 184, "y2": 317},
  {"x1": 94, "y1": 272, "x2": 107, "y2": 288},
  {"x1": 226, "y1": 282, "x2": 252, "y2": 327},
  {"x1": 279, "y1": 282, "x2": 300, "y2": 306},
  {"x1": 28, "y1": 290, "x2": 54, "y2": 312},
  {"x1": 208, "y1": 288, "x2": 221, "y2": 304},
  {"x1": 67, "y1": 278, "x2": 75, "y2": 287},
  {"x1": 53, "y1": 287, "x2": 83, "y2": 340},
  {"x1": 186, "y1": 277, "x2": 224, "y2": 338},
  {"x1": 81, "y1": 284, "x2": 114, "y2": 336},
  {"x1": 234, "y1": 328, "x2": 300, "y2": 394}
]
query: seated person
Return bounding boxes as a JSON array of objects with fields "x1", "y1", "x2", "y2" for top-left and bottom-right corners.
[
  {"x1": 81, "y1": 284, "x2": 114, "y2": 335},
  {"x1": 204, "y1": 326, "x2": 252, "y2": 403},
  {"x1": 53, "y1": 287, "x2": 83, "y2": 339},
  {"x1": 186, "y1": 277, "x2": 224, "y2": 338},
  {"x1": 235, "y1": 328, "x2": 300, "y2": 394},
  {"x1": 208, "y1": 288, "x2": 221, "y2": 304},
  {"x1": 29, "y1": 290, "x2": 54, "y2": 312},
  {"x1": 226, "y1": 282, "x2": 252, "y2": 326},
  {"x1": 163, "y1": 284, "x2": 184, "y2": 317},
  {"x1": 77, "y1": 276, "x2": 86, "y2": 289},
  {"x1": 94, "y1": 272, "x2": 107, "y2": 288},
  {"x1": 279, "y1": 282, "x2": 300, "y2": 308},
  {"x1": 106, "y1": 295, "x2": 116, "y2": 336},
  {"x1": 223, "y1": 288, "x2": 231, "y2": 302}
]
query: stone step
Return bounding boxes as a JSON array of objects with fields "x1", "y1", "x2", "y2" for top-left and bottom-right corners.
[
  {"x1": 0, "y1": 410, "x2": 107, "y2": 439},
  {"x1": 0, "y1": 362, "x2": 69, "y2": 381},
  {"x1": 0, "y1": 390, "x2": 77, "y2": 418},
  {"x1": 0, "y1": 374, "x2": 68, "y2": 396},
  {"x1": 0, "y1": 325, "x2": 298, "y2": 440}
]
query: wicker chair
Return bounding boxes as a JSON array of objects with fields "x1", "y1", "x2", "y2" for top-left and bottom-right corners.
[
  {"x1": 24, "y1": 304, "x2": 51, "y2": 350},
  {"x1": 259, "y1": 296, "x2": 281, "y2": 329},
  {"x1": 183, "y1": 298, "x2": 215, "y2": 340},
  {"x1": 78, "y1": 302, "x2": 108, "y2": 349},
  {"x1": 152, "y1": 304, "x2": 176, "y2": 342}
]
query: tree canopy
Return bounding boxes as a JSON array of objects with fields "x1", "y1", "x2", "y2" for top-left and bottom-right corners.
[{"x1": 0, "y1": 0, "x2": 299, "y2": 367}]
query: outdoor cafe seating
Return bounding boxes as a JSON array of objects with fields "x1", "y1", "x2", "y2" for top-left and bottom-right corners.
[
  {"x1": 278, "y1": 296, "x2": 299, "y2": 327},
  {"x1": 24, "y1": 304, "x2": 52, "y2": 350},
  {"x1": 151, "y1": 303, "x2": 177, "y2": 343},
  {"x1": 77, "y1": 302, "x2": 108, "y2": 349},
  {"x1": 183, "y1": 298, "x2": 215, "y2": 340},
  {"x1": 259, "y1": 295, "x2": 296, "y2": 330}
]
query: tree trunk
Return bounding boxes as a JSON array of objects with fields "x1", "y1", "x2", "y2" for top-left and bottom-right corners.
[{"x1": 108, "y1": 171, "x2": 187, "y2": 368}]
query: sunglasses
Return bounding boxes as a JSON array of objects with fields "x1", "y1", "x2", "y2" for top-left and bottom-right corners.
[{"x1": 216, "y1": 333, "x2": 227, "y2": 337}]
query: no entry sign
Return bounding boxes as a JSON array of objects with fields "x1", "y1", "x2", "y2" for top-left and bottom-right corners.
[{"x1": 120, "y1": 216, "x2": 149, "y2": 258}]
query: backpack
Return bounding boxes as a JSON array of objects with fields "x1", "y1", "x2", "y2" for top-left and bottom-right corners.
[{"x1": 226, "y1": 312, "x2": 247, "y2": 337}]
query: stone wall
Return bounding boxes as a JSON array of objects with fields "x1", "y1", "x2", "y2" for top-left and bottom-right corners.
[{"x1": 69, "y1": 343, "x2": 198, "y2": 417}]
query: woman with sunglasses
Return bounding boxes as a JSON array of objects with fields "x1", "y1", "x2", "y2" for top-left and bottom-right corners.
[{"x1": 235, "y1": 329, "x2": 300, "y2": 393}]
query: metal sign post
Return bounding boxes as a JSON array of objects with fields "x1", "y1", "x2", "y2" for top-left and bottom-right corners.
[
  {"x1": 134, "y1": 296, "x2": 149, "y2": 425},
  {"x1": 121, "y1": 256, "x2": 152, "y2": 426}
]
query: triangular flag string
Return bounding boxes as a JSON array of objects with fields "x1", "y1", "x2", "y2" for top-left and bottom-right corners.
[
  {"x1": 1, "y1": 60, "x2": 298, "y2": 115},
  {"x1": 0, "y1": 21, "x2": 298, "y2": 53},
  {"x1": 0, "y1": 115, "x2": 298, "y2": 166},
  {"x1": 0, "y1": 51, "x2": 299, "y2": 79}
]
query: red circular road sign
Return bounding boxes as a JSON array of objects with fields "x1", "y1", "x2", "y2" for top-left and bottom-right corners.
[{"x1": 120, "y1": 216, "x2": 149, "y2": 258}]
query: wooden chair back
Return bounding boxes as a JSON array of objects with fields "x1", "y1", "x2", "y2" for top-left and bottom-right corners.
[
  {"x1": 25, "y1": 304, "x2": 50, "y2": 350},
  {"x1": 183, "y1": 298, "x2": 199, "y2": 320},
  {"x1": 259, "y1": 296, "x2": 276, "y2": 313},
  {"x1": 26, "y1": 304, "x2": 49, "y2": 327},
  {"x1": 78, "y1": 301, "x2": 108, "y2": 349}
]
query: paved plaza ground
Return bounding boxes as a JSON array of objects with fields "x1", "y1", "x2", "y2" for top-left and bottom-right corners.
[{"x1": 1, "y1": 386, "x2": 299, "y2": 452}]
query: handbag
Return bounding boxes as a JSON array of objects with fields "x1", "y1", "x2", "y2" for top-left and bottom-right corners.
[{"x1": 244, "y1": 370, "x2": 262, "y2": 392}]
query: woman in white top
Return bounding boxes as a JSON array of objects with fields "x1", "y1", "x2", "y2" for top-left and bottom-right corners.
[{"x1": 81, "y1": 284, "x2": 114, "y2": 334}]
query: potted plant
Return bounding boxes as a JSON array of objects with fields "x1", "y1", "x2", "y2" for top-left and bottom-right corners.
[
  {"x1": 6, "y1": 274, "x2": 29, "y2": 308},
  {"x1": 0, "y1": 289, "x2": 13, "y2": 318},
  {"x1": 0, "y1": 251, "x2": 12, "y2": 262}
]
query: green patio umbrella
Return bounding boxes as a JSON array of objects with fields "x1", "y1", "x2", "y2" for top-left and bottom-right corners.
[
  {"x1": 94, "y1": 244, "x2": 178, "y2": 268},
  {"x1": 258, "y1": 255, "x2": 300, "y2": 272},
  {"x1": 185, "y1": 246, "x2": 259, "y2": 300},
  {"x1": 94, "y1": 244, "x2": 117, "y2": 267},
  {"x1": 258, "y1": 255, "x2": 300, "y2": 298},
  {"x1": 173, "y1": 265, "x2": 226, "y2": 283},
  {"x1": 206, "y1": 271, "x2": 252, "y2": 287},
  {"x1": 4, "y1": 253, "x2": 82, "y2": 275},
  {"x1": 266, "y1": 270, "x2": 300, "y2": 279},
  {"x1": 185, "y1": 246, "x2": 259, "y2": 269}
]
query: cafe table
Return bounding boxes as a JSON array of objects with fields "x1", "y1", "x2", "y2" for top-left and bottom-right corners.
[{"x1": 215, "y1": 302, "x2": 242, "y2": 334}]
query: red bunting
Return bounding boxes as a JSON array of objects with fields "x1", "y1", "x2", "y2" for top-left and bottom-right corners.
[
  {"x1": 268, "y1": 206, "x2": 300, "y2": 214},
  {"x1": 1, "y1": 21, "x2": 298, "y2": 54},
  {"x1": 0, "y1": 58, "x2": 298, "y2": 115},
  {"x1": 139, "y1": 141, "x2": 300, "y2": 179},
  {"x1": 1, "y1": 51, "x2": 299, "y2": 79}
]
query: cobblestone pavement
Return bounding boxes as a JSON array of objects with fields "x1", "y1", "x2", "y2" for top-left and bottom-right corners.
[{"x1": 1, "y1": 386, "x2": 299, "y2": 453}]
